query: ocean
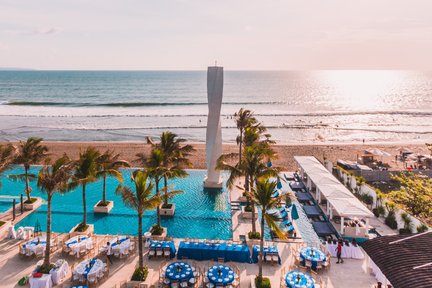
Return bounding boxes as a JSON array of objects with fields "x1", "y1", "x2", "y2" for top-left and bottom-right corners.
[{"x1": 0, "y1": 70, "x2": 431, "y2": 144}]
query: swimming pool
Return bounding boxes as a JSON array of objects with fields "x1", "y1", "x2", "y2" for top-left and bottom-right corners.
[{"x1": 0, "y1": 166, "x2": 232, "y2": 239}]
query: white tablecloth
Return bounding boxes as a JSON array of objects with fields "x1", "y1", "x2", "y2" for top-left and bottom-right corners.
[
  {"x1": 65, "y1": 235, "x2": 93, "y2": 256},
  {"x1": 29, "y1": 274, "x2": 52, "y2": 288},
  {"x1": 23, "y1": 236, "x2": 48, "y2": 255},
  {"x1": 50, "y1": 259, "x2": 69, "y2": 285},
  {"x1": 109, "y1": 236, "x2": 130, "y2": 256},
  {"x1": 74, "y1": 258, "x2": 104, "y2": 280},
  {"x1": 326, "y1": 243, "x2": 364, "y2": 259}
]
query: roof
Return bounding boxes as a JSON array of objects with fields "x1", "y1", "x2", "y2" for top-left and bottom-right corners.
[
  {"x1": 362, "y1": 232, "x2": 432, "y2": 288},
  {"x1": 294, "y1": 156, "x2": 373, "y2": 218}
]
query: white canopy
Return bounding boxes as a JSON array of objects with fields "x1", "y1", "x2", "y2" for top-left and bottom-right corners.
[{"x1": 294, "y1": 156, "x2": 373, "y2": 218}]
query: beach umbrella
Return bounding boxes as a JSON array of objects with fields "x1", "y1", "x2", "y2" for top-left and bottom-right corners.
[
  {"x1": 277, "y1": 178, "x2": 282, "y2": 189},
  {"x1": 291, "y1": 204, "x2": 299, "y2": 220},
  {"x1": 267, "y1": 161, "x2": 273, "y2": 167}
]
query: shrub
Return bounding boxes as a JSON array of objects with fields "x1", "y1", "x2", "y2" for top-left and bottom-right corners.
[
  {"x1": 399, "y1": 228, "x2": 412, "y2": 235},
  {"x1": 373, "y1": 206, "x2": 385, "y2": 217},
  {"x1": 38, "y1": 263, "x2": 56, "y2": 274},
  {"x1": 255, "y1": 276, "x2": 271, "y2": 288},
  {"x1": 150, "y1": 224, "x2": 164, "y2": 236},
  {"x1": 0, "y1": 221, "x2": 5, "y2": 227},
  {"x1": 360, "y1": 194, "x2": 374, "y2": 206},
  {"x1": 24, "y1": 198, "x2": 37, "y2": 204},
  {"x1": 75, "y1": 223, "x2": 89, "y2": 232},
  {"x1": 161, "y1": 203, "x2": 172, "y2": 209},
  {"x1": 372, "y1": 208, "x2": 380, "y2": 218},
  {"x1": 385, "y1": 211, "x2": 398, "y2": 229},
  {"x1": 244, "y1": 205, "x2": 253, "y2": 212},
  {"x1": 131, "y1": 266, "x2": 148, "y2": 281},
  {"x1": 248, "y1": 231, "x2": 260, "y2": 239},
  {"x1": 417, "y1": 223, "x2": 429, "y2": 233},
  {"x1": 401, "y1": 213, "x2": 412, "y2": 232},
  {"x1": 97, "y1": 201, "x2": 110, "y2": 207}
]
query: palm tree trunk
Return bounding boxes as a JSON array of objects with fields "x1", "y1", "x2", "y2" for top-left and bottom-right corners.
[
  {"x1": 156, "y1": 179, "x2": 161, "y2": 227},
  {"x1": 43, "y1": 193, "x2": 52, "y2": 267},
  {"x1": 251, "y1": 176, "x2": 256, "y2": 233},
  {"x1": 138, "y1": 212, "x2": 143, "y2": 269},
  {"x1": 239, "y1": 129, "x2": 243, "y2": 166},
  {"x1": 102, "y1": 175, "x2": 107, "y2": 204},
  {"x1": 163, "y1": 175, "x2": 168, "y2": 206},
  {"x1": 251, "y1": 202, "x2": 257, "y2": 233},
  {"x1": 258, "y1": 208, "x2": 265, "y2": 280},
  {"x1": 25, "y1": 166, "x2": 31, "y2": 202},
  {"x1": 82, "y1": 184, "x2": 87, "y2": 226}
]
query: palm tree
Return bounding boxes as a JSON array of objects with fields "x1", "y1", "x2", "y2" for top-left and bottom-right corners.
[
  {"x1": 136, "y1": 148, "x2": 166, "y2": 227},
  {"x1": 249, "y1": 177, "x2": 286, "y2": 283},
  {"x1": 234, "y1": 108, "x2": 257, "y2": 165},
  {"x1": 13, "y1": 137, "x2": 48, "y2": 202},
  {"x1": 96, "y1": 150, "x2": 130, "y2": 205},
  {"x1": 218, "y1": 143, "x2": 279, "y2": 233},
  {"x1": 157, "y1": 131, "x2": 194, "y2": 207},
  {"x1": 116, "y1": 170, "x2": 161, "y2": 274},
  {"x1": 0, "y1": 143, "x2": 16, "y2": 177},
  {"x1": 71, "y1": 147, "x2": 100, "y2": 229},
  {"x1": 37, "y1": 155, "x2": 73, "y2": 270}
]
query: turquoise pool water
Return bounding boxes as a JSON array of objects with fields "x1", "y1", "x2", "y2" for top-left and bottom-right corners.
[{"x1": 1, "y1": 166, "x2": 232, "y2": 239}]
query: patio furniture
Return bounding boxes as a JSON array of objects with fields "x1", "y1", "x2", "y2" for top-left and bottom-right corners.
[
  {"x1": 177, "y1": 242, "x2": 251, "y2": 263},
  {"x1": 149, "y1": 240, "x2": 176, "y2": 258},
  {"x1": 207, "y1": 264, "x2": 235, "y2": 286},
  {"x1": 299, "y1": 247, "x2": 326, "y2": 271},
  {"x1": 285, "y1": 270, "x2": 315, "y2": 288},
  {"x1": 251, "y1": 245, "x2": 281, "y2": 265}
]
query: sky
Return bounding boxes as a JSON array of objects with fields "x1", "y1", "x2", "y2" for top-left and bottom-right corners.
[{"x1": 0, "y1": 0, "x2": 431, "y2": 70}]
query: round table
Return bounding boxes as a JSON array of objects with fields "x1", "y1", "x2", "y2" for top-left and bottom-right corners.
[
  {"x1": 110, "y1": 236, "x2": 130, "y2": 256},
  {"x1": 285, "y1": 271, "x2": 315, "y2": 288},
  {"x1": 23, "y1": 236, "x2": 47, "y2": 255},
  {"x1": 299, "y1": 247, "x2": 326, "y2": 262},
  {"x1": 207, "y1": 265, "x2": 235, "y2": 286},
  {"x1": 165, "y1": 262, "x2": 193, "y2": 282},
  {"x1": 74, "y1": 258, "x2": 104, "y2": 280}
]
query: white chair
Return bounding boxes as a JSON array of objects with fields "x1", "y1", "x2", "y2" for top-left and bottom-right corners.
[
  {"x1": 114, "y1": 249, "x2": 120, "y2": 258},
  {"x1": 305, "y1": 260, "x2": 312, "y2": 269},
  {"x1": 265, "y1": 253, "x2": 273, "y2": 262},
  {"x1": 272, "y1": 254, "x2": 279, "y2": 263},
  {"x1": 171, "y1": 281, "x2": 180, "y2": 288},
  {"x1": 206, "y1": 284, "x2": 215, "y2": 288},
  {"x1": 156, "y1": 248, "x2": 163, "y2": 257},
  {"x1": 163, "y1": 248, "x2": 171, "y2": 258},
  {"x1": 35, "y1": 246, "x2": 44, "y2": 258},
  {"x1": 79, "y1": 245, "x2": 87, "y2": 257},
  {"x1": 148, "y1": 249, "x2": 155, "y2": 257},
  {"x1": 25, "y1": 248, "x2": 34, "y2": 257},
  {"x1": 72, "y1": 271, "x2": 80, "y2": 281},
  {"x1": 180, "y1": 281, "x2": 188, "y2": 287},
  {"x1": 87, "y1": 273, "x2": 97, "y2": 284}
]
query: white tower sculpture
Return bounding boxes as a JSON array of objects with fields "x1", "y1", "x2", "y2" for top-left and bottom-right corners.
[{"x1": 204, "y1": 66, "x2": 224, "y2": 188}]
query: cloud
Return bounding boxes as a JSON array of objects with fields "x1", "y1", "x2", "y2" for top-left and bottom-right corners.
[
  {"x1": 1, "y1": 27, "x2": 63, "y2": 36},
  {"x1": 33, "y1": 27, "x2": 63, "y2": 35}
]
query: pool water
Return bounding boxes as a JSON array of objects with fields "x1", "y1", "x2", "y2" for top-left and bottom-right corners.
[{"x1": 0, "y1": 166, "x2": 232, "y2": 239}]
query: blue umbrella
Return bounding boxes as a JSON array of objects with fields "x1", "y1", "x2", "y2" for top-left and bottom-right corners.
[
  {"x1": 291, "y1": 204, "x2": 299, "y2": 220},
  {"x1": 277, "y1": 178, "x2": 282, "y2": 189},
  {"x1": 267, "y1": 161, "x2": 272, "y2": 167}
]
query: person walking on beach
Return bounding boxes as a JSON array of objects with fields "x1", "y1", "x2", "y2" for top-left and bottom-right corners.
[{"x1": 336, "y1": 239, "x2": 344, "y2": 263}]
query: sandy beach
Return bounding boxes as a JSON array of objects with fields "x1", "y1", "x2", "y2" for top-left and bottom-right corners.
[{"x1": 3, "y1": 141, "x2": 427, "y2": 171}]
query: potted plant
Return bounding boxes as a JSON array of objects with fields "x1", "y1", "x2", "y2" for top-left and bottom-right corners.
[
  {"x1": 128, "y1": 266, "x2": 149, "y2": 286},
  {"x1": 399, "y1": 213, "x2": 412, "y2": 234},
  {"x1": 11, "y1": 137, "x2": 48, "y2": 210},
  {"x1": 94, "y1": 150, "x2": 129, "y2": 213},
  {"x1": 70, "y1": 147, "x2": 100, "y2": 235},
  {"x1": 241, "y1": 204, "x2": 253, "y2": 219}
]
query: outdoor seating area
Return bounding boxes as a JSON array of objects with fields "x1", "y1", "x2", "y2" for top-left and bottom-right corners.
[
  {"x1": 71, "y1": 257, "x2": 109, "y2": 285},
  {"x1": 177, "y1": 241, "x2": 252, "y2": 263},
  {"x1": 251, "y1": 244, "x2": 281, "y2": 265},
  {"x1": 63, "y1": 235, "x2": 94, "y2": 258},
  {"x1": 29, "y1": 259, "x2": 70, "y2": 287},
  {"x1": 19, "y1": 235, "x2": 56, "y2": 258},
  {"x1": 149, "y1": 240, "x2": 176, "y2": 259}
]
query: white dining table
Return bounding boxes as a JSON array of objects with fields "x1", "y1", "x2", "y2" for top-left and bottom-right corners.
[
  {"x1": 23, "y1": 236, "x2": 48, "y2": 255},
  {"x1": 109, "y1": 236, "x2": 130, "y2": 256},
  {"x1": 74, "y1": 258, "x2": 104, "y2": 280},
  {"x1": 326, "y1": 242, "x2": 364, "y2": 259},
  {"x1": 65, "y1": 235, "x2": 92, "y2": 256},
  {"x1": 29, "y1": 273, "x2": 52, "y2": 288},
  {"x1": 49, "y1": 259, "x2": 69, "y2": 285}
]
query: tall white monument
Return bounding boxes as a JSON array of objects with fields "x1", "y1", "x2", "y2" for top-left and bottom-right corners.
[{"x1": 204, "y1": 66, "x2": 224, "y2": 188}]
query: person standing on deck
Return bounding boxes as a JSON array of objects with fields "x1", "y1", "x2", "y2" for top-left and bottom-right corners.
[{"x1": 336, "y1": 239, "x2": 344, "y2": 264}]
